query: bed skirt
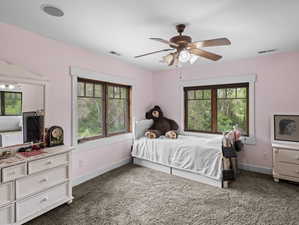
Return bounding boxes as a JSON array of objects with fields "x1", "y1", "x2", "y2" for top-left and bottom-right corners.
[{"x1": 133, "y1": 157, "x2": 225, "y2": 188}]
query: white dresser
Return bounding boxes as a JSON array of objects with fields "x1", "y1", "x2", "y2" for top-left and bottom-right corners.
[
  {"x1": 272, "y1": 143, "x2": 299, "y2": 183},
  {"x1": 0, "y1": 145, "x2": 73, "y2": 225}
]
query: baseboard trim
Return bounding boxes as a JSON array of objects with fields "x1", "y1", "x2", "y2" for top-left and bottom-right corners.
[
  {"x1": 72, "y1": 157, "x2": 131, "y2": 187},
  {"x1": 239, "y1": 163, "x2": 272, "y2": 175}
]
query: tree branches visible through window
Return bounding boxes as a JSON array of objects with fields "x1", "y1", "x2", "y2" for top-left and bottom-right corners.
[
  {"x1": 184, "y1": 83, "x2": 249, "y2": 135},
  {"x1": 77, "y1": 78, "x2": 131, "y2": 142},
  {"x1": 0, "y1": 91, "x2": 22, "y2": 116}
]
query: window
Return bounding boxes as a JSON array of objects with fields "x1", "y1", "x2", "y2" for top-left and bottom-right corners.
[
  {"x1": 184, "y1": 83, "x2": 249, "y2": 135},
  {"x1": 0, "y1": 91, "x2": 22, "y2": 116},
  {"x1": 77, "y1": 78, "x2": 130, "y2": 142}
]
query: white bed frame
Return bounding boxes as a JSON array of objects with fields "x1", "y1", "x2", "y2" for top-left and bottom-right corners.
[
  {"x1": 133, "y1": 157, "x2": 223, "y2": 188},
  {"x1": 133, "y1": 120, "x2": 229, "y2": 188}
]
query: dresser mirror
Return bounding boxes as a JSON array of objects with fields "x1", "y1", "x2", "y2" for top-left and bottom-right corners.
[{"x1": 0, "y1": 82, "x2": 45, "y2": 148}]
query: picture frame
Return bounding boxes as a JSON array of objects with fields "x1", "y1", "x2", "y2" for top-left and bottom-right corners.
[{"x1": 273, "y1": 114, "x2": 299, "y2": 143}]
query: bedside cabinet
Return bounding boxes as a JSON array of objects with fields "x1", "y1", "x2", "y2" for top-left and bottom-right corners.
[{"x1": 272, "y1": 143, "x2": 299, "y2": 183}]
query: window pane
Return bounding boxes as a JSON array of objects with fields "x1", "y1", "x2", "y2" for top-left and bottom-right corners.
[
  {"x1": 4, "y1": 92, "x2": 22, "y2": 115},
  {"x1": 187, "y1": 90, "x2": 195, "y2": 99},
  {"x1": 108, "y1": 86, "x2": 114, "y2": 98},
  {"x1": 217, "y1": 99, "x2": 247, "y2": 135},
  {"x1": 195, "y1": 90, "x2": 203, "y2": 99},
  {"x1": 78, "y1": 97, "x2": 103, "y2": 139},
  {"x1": 237, "y1": 88, "x2": 247, "y2": 98},
  {"x1": 94, "y1": 84, "x2": 102, "y2": 97},
  {"x1": 114, "y1": 87, "x2": 121, "y2": 98},
  {"x1": 203, "y1": 90, "x2": 211, "y2": 99},
  {"x1": 226, "y1": 88, "x2": 236, "y2": 98},
  {"x1": 217, "y1": 89, "x2": 226, "y2": 98},
  {"x1": 121, "y1": 87, "x2": 127, "y2": 99},
  {"x1": 78, "y1": 82, "x2": 85, "y2": 97},
  {"x1": 107, "y1": 98, "x2": 128, "y2": 134},
  {"x1": 187, "y1": 100, "x2": 211, "y2": 131},
  {"x1": 85, "y1": 83, "x2": 94, "y2": 97}
]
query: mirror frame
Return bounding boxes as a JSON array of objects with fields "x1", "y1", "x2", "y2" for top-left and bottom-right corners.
[{"x1": 0, "y1": 60, "x2": 48, "y2": 149}]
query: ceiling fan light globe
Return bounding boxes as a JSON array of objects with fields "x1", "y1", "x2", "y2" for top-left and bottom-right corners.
[
  {"x1": 189, "y1": 54, "x2": 199, "y2": 64},
  {"x1": 179, "y1": 50, "x2": 191, "y2": 63}
]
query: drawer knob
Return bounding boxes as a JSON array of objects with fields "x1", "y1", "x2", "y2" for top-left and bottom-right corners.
[
  {"x1": 46, "y1": 161, "x2": 52, "y2": 165},
  {"x1": 41, "y1": 197, "x2": 48, "y2": 202}
]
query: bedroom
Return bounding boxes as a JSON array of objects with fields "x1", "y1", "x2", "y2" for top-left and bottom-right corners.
[{"x1": 0, "y1": 1, "x2": 298, "y2": 225}]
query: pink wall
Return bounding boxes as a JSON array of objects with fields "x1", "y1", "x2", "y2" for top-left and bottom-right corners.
[
  {"x1": 0, "y1": 22, "x2": 153, "y2": 180},
  {"x1": 153, "y1": 52, "x2": 299, "y2": 168},
  {"x1": 2, "y1": 21, "x2": 299, "y2": 175}
]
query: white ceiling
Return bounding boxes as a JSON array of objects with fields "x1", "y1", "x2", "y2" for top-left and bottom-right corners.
[{"x1": 1, "y1": 0, "x2": 299, "y2": 71}]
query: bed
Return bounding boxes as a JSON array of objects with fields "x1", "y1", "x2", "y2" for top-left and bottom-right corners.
[{"x1": 132, "y1": 119, "x2": 234, "y2": 188}]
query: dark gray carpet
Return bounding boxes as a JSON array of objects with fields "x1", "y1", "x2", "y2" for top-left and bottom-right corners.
[{"x1": 25, "y1": 164, "x2": 299, "y2": 225}]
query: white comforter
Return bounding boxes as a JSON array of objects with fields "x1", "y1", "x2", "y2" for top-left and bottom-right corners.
[{"x1": 132, "y1": 135, "x2": 223, "y2": 180}]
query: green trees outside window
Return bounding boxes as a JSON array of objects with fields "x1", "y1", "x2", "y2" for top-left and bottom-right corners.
[
  {"x1": 0, "y1": 91, "x2": 22, "y2": 116},
  {"x1": 77, "y1": 79, "x2": 130, "y2": 142},
  {"x1": 185, "y1": 83, "x2": 249, "y2": 135}
]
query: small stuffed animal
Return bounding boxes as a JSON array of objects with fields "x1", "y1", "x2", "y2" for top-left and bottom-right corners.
[{"x1": 145, "y1": 105, "x2": 179, "y2": 139}]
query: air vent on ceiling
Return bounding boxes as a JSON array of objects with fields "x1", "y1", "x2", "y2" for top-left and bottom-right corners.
[
  {"x1": 258, "y1": 49, "x2": 277, "y2": 54},
  {"x1": 109, "y1": 51, "x2": 121, "y2": 56},
  {"x1": 41, "y1": 4, "x2": 64, "y2": 17}
]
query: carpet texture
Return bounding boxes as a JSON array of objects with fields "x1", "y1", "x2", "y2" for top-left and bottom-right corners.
[{"x1": 25, "y1": 164, "x2": 299, "y2": 225}]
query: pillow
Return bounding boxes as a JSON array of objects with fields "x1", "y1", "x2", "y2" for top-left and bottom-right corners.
[{"x1": 133, "y1": 119, "x2": 153, "y2": 140}]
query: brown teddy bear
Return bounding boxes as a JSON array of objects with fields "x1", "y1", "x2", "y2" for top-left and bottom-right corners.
[{"x1": 145, "y1": 105, "x2": 179, "y2": 139}]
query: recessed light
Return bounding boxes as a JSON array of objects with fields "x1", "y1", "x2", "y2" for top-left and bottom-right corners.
[
  {"x1": 258, "y1": 49, "x2": 277, "y2": 54},
  {"x1": 109, "y1": 51, "x2": 121, "y2": 56},
  {"x1": 41, "y1": 4, "x2": 64, "y2": 17}
]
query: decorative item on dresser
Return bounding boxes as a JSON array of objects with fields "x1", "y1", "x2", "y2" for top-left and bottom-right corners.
[
  {"x1": 0, "y1": 145, "x2": 73, "y2": 225},
  {"x1": 45, "y1": 126, "x2": 64, "y2": 147},
  {"x1": 272, "y1": 113, "x2": 299, "y2": 183}
]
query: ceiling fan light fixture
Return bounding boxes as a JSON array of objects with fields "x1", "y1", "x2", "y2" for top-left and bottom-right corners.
[
  {"x1": 163, "y1": 53, "x2": 174, "y2": 65},
  {"x1": 178, "y1": 50, "x2": 191, "y2": 63},
  {"x1": 189, "y1": 54, "x2": 199, "y2": 64}
]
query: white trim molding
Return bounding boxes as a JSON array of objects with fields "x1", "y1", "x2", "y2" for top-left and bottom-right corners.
[
  {"x1": 238, "y1": 163, "x2": 272, "y2": 175},
  {"x1": 179, "y1": 74, "x2": 257, "y2": 145},
  {"x1": 69, "y1": 66, "x2": 136, "y2": 148},
  {"x1": 0, "y1": 60, "x2": 49, "y2": 85}
]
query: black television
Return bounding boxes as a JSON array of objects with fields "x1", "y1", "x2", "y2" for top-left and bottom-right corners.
[{"x1": 23, "y1": 111, "x2": 44, "y2": 143}]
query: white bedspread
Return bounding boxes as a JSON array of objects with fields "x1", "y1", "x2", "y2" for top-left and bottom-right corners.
[{"x1": 132, "y1": 135, "x2": 223, "y2": 180}]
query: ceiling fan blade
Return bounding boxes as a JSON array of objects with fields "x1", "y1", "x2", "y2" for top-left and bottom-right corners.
[
  {"x1": 189, "y1": 48, "x2": 222, "y2": 61},
  {"x1": 149, "y1": 38, "x2": 179, "y2": 48},
  {"x1": 134, "y1": 49, "x2": 173, "y2": 58},
  {"x1": 189, "y1": 38, "x2": 231, "y2": 48}
]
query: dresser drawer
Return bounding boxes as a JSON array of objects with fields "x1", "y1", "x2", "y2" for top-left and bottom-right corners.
[
  {"x1": 16, "y1": 183, "x2": 69, "y2": 221},
  {"x1": 0, "y1": 204, "x2": 15, "y2": 225},
  {"x1": 2, "y1": 163, "x2": 27, "y2": 183},
  {"x1": 0, "y1": 182, "x2": 14, "y2": 206},
  {"x1": 28, "y1": 153, "x2": 68, "y2": 174},
  {"x1": 277, "y1": 162, "x2": 299, "y2": 178},
  {"x1": 16, "y1": 166, "x2": 68, "y2": 199},
  {"x1": 277, "y1": 149, "x2": 299, "y2": 165}
]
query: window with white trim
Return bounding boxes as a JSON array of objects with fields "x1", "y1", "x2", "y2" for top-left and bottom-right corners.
[{"x1": 77, "y1": 78, "x2": 131, "y2": 142}]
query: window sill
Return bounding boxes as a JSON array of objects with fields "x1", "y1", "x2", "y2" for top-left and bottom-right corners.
[
  {"x1": 182, "y1": 131, "x2": 256, "y2": 145},
  {"x1": 76, "y1": 133, "x2": 133, "y2": 152}
]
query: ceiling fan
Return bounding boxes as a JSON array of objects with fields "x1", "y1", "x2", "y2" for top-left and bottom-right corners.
[{"x1": 135, "y1": 24, "x2": 231, "y2": 66}]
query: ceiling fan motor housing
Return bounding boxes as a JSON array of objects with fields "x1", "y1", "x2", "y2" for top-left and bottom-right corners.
[{"x1": 170, "y1": 35, "x2": 192, "y2": 48}]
